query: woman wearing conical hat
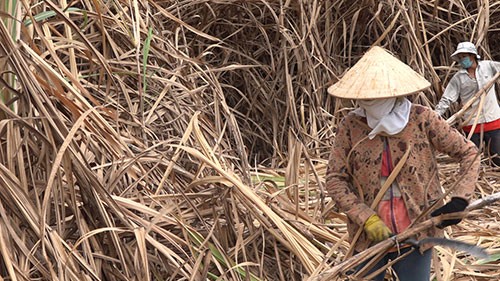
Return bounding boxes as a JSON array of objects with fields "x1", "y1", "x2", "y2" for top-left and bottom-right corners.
[{"x1": 325, "y1": 46, "x2": 480, "y2": 281}]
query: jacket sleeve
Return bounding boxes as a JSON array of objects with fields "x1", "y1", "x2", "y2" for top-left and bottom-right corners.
[
  {"x1": 325, "y1": 117, "x2": 375, "y2": 226},
  {"x1": 425, "y1": 109, "x2": 480, "y2": 200},
  {"x1": 435, "y1": 75, "x2": 461, "y2": 116}
]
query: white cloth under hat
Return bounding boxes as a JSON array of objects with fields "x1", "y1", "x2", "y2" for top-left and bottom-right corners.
[
  {"x1": 327, "y1": 46, "x2": 431, "y2": 100},
  {"x1": 353, "y1": 98, "x2": 412, "y2": 139}
]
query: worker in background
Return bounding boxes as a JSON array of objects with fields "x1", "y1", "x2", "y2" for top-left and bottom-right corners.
[{"x1": 435, "y1": 41, "x2": 500, "y2": 166}]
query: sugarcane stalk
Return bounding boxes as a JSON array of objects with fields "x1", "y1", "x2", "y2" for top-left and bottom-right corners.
[{"x1": 467, "y1": 191, "x2": 500, "y2": 211}]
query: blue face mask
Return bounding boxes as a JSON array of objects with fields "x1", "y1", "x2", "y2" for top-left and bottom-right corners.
[{"x1": 460, "y1": 57, "x2": 473, "y2": 69}]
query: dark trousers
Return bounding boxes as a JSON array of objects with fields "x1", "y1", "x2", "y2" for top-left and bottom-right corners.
[
  {"x1": 354, "y1": 247, "x2": 432, "y2": 281},
  {"x1": 469, "y1": 128, "x2": 500, "y2": 166}
]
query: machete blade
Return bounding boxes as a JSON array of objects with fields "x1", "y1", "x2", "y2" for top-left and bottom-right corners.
[{"x1": 411, "y1": 237, "x2": 489, "y2": 259}]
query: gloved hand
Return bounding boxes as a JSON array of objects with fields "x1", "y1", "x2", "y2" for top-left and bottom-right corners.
[
  {"x1": 363, "y1": 214, "x2": 392, "y2": 243},
  {"x1": 430, "y1": 197, "x2": 468, "y2": 228}
]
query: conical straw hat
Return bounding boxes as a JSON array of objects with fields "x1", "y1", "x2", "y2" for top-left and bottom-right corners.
[{"x1": 327, "y1": 46, "x2": 431, "y2": 100}]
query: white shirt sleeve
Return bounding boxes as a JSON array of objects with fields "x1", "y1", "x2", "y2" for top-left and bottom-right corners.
[{"x1": 435, "y1": 75, "x2": 461, "y2": 116}]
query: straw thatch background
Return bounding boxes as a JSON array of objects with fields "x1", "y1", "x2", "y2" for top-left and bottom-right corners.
[{"x1": 0, "y1": 0, "x2": 499, "y2": 280}]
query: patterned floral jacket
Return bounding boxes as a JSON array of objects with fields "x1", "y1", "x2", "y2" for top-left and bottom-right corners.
[{"x1": 326, "y1": 104, "x2": 480, "y2": 252}]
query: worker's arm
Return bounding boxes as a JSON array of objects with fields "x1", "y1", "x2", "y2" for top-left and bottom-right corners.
[
  {"x1": 426, "y1": 108, "x2": 480, "y2": 199},
  {"x1": 325, "y1": 117, "x2": 376, "y2": 227},
  {"x1": 435, "y1": 76, "x2": 461, "y2": 116}
]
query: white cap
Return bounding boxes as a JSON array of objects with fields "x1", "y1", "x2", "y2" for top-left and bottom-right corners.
[{"x1": 451, "y1": 42, "x2": 480, "y2": 61}]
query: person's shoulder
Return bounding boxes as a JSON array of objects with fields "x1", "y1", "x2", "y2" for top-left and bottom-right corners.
[
  {"x1": 338, "y1": 110, "x2": 366, "y2": 129},
  {"x1": 411, "y1": 103, "x2": 430, "y2": 111},
  {"x1": 478, "y1": 60, "x2": 499, "y2": 66},
  {"x1": 410, "y1": 104, "x2": 437, "y2": 117},
  {"x1": 453, "y1": 68, "x2": 467, "y2": 75},
  {"x1": 343, "y1": 110, "x2": 362, "y2": 122},
  {"x1": 477, "y1": 60, "x2": 500, "y2": 72},
  {"x1": 450, "y1": 68, "x2": 467, "y2": 80}
]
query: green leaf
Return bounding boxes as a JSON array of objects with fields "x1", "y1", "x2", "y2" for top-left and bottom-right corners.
[
  {"x1": 24, "y1": 7, "x2": 81, "y2": 26},
  {"x1": 185, "y1": 228, "x2": 262, "y2": 281},
  {"x1": 142, "y1": 27, "x2": 153, "y2": 93}
]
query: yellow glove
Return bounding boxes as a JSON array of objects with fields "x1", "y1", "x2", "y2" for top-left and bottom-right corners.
[{"x1": 363, "y1": 214, "x2": 392, "y2": 243}]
